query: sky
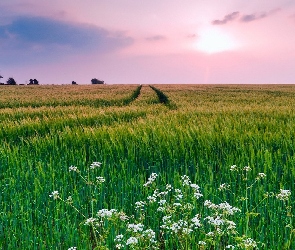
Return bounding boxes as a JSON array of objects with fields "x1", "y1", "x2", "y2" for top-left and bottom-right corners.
[{"x1": 0, "y1": 0, "x2": 295, "y2": 84}]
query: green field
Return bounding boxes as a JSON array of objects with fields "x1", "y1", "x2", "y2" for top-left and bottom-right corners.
[{"x1": 0, "y1": 84, "x2": 294, "y2": 249}]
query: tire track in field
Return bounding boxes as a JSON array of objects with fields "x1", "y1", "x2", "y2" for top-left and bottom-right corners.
[
  {"x1": 0, "y1": 85, "x2": 142, "y2": 109},
  {"x1": 121, "y1": 84, "x2": 142, "y2": 105},
  {"x1": 132, "y1": 85, "x2": 159, "y2": 105},
  {"x1": 149, "y1": 85, "x2": 177, "y2": 109}
]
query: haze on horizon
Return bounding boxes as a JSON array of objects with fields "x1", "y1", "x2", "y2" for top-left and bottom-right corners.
[{"x1": 0, "y1": 0, "x2": 295, "y2": 84}]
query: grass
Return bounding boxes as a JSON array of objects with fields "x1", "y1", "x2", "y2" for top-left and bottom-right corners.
[{"x1": 0, "y1": 84, "x2": 295, "y2": 249}]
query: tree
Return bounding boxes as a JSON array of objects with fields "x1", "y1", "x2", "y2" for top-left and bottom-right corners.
[
  {"x1": 28, "y1": 79, "x2": 39, "y2": 85},
  {"x1": 0, "y1": 75, "x2": 3, "y2": 85},
  {"x1": 6, "y1": 77, "x2": 17, "y2": 85},
  {"x1": 72, "y1": 81, "x2": 77, "y2": 85},
  {"x1": 91, "y1": 78, "x2": 104, "y2": 84}
]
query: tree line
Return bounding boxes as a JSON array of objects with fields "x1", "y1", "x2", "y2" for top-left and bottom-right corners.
[{"x1": 0, "y1": 75, "x2": 104, "y2": 85}]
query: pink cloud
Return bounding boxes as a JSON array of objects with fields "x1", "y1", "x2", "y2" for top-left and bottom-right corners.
[
  {"x1": 240, "y1": 8, "x2": 281, "y2": 23},
  {"x1": 212, "y1": 12, "x2": 240, "y2": 25},
  {"x1": 212, "y1": 8, "x2": 281, "y2": 25}
]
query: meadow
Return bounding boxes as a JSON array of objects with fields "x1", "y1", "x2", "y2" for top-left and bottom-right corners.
[{"x1": 0, "y1": 84, "x2": 294, "y2": 249}]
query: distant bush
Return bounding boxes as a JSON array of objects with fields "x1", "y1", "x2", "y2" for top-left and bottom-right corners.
[
  {"x1": 91, "y1": 78, "x2": 104, "y2": 84},
  {"x1": 6, "y1": 77, "x2": 17, "y2": 85},
  {"x1": 28, "y1": 79, "x2": 39, "y2": 85}
]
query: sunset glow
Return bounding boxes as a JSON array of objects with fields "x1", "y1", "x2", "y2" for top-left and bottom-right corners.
[{"x1": 195, "y1": 28, "x2": 240, "y2": 54}]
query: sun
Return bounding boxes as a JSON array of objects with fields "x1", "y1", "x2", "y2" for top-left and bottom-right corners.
[{"x1": 194, "y1": 28, "x2": 239, "y2": 54}]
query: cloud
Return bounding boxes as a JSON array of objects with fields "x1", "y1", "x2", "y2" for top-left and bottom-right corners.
[
  {"x1": 240, "y1": 13, "x2": 266, "y2": 23},
  {"x1": 0, "y1": 16, "x2": 133, "y2": 64},
  {"x1": 240, "y1": 8, "x2": 281, "y2": 23},
  {"x1": 212, "y1": 8, "x2": 281, "y2": 25},
  {"x1": 1, "y1": 16, "x2": 132, "y2": 50},
  {"x1": 145, "y1": 35, "x2": 166, "y2": 41},
  {"x1": 212, "y1": 12, "x2": 240, "y2": 25}
]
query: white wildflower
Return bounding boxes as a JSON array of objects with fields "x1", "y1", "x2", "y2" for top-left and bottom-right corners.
[
  {"x1": 241, "y1": 238, "x2": 257, "y2": 248},
  {"x1": 218, "y1": 183, "x2": 230, "y2": 191},
  {"x1": 126, "y1": 236, "x2": 138, "y2": 245},
  {"x1": 143, "y1": 173, "x2": 158, "y2": 187},
  {"x1": 276, "y1": 189, "x2": 291, "y2": 201},
  {"x1": 243, "y1": 166, "x2": 251, "y2": 172},
  {"x1": 169, "y1": 220, "x2": 188, "y2": 234},
  {"x1": 96, "y1": 176, "x2": 105, "y2": 184},
  {"x1": 191, "y1": 214, "x2": 201, "y2": 228},
  {"x1": 158, "y1": 199, "x2": 166, "y2": 206},
  {"x1": 218, "y1": 202, "x2": 241, "y2": 215},
  {"x1": 204, "y1": 200, "x2": 218, "y2": 209},
  {"x1": 127, "y1": 223, "x2": 144, "y2": 232},
  {"x1": 135, "y1": 201, "x2": 146, "y2": 210},
  {"x1": 114, "y1": 234, "x2": 124, "y2": 242},
  {"x1": 84, "y1": 217, "x2": 96, "y2": 225},
  {"x1": 142, "y1": 229, "x2": 156, "y2": 241},
  {"x1": 198, "y1": 241, "x2": 206, "y2": 245},
  {"x1": 257, "y1": 173, "x2": 266, "y2": 179},
  {"x1": 194, "y1": 191, "x2": 203, "y2": 199},
  {"x1": 216, "y1": 227, "x2": 223, "y2": 235},
  {"x1": 190, "y1": 183, "x2": 200, "y2": 190},
  {"x1": 205, "y1": 216, "x2": 224, "y2": 226},
  {"x1": 206, "y1": 231, "x2": 214, "y2": 237},
  {"x1": 230, "y1": 165, "x2": 237, "y2": 171},
  {"x1": 49, "y1": 191, "x2": 59, "y2": 200},
  {"x1": 157, "y1": 206, "x2": 165, "y2": 212},
  {"x1": 97, "y1": 209, "x2": 117, "y2": 218},
  {"x1": 174, "y1": 189, "x2": 183, "y2": 200},
  {"x1": 68, "y1": 247, "x2": 77, "y2": 250},
  {"x1": 66, "y1": 196, "x2": 73, "y2": 203},
  {"x1": 90, "y1": 162, "x2": 102, "y2": 169},
  {"x1": 162, "y1": 215, "x2": 171, "y2": 223},
  {"x1": 226, "y1": 220, "x2": 237, "y2": 230},
  {"x1": 173, "y1": 202, "x2": 182, "y2": 207},
  {"x1": 115, "y1": 244, "x2": 124, "y2": 249},
  {"x1": 152, "y1": 189, "x2": 159, "y2": 197},
  {"x1": 118, "y1": 212, "x2": 129, "y2": 221},
  {"x1": 147, "y1": 195, "x2": 157, "y2": 203},
  {"x1": 69, "y1": 165, "x2": 78, "y2": 172},
  {"x1": 181, "y1": 175, "x2": 191, "y2": 186},
  {"x1": 166, "y1": 184, "x2": 172, "y2": 191},
  {"x1": 170, "y1": 222, "x2": 181, "y2": 233},
  {"x1": 226, "y1": 245, "x2": 235, "y2": 249},
  {"x1": 158, "y1": 191, "x2": 168, "y2": 197}
]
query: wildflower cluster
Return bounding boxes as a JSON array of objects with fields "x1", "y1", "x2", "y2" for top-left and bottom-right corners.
[
  {"x1": 143, "y1": 173, "x2": 158, "y2": 187},
  {"x1": 109, "y1": 174, "x2": 245, "y2": 249},
  {"x1": 69, "y1": 165, "x2": 78, "y2": 172},
  {"x1": 204, "y1": 200, "x2": 240, "y2": 237},
  {"x1": 49, "y1": 191, "x2": 59, "y2": 200},
  {"x1": 276, "y1": 189, "x2": 291, "y2": 201},
  {"x1": 90, "y1": 161, "x2": 102, "y2": 169},
  {"x1": 50, "y1": 162, "x2": 293, "y2": 249}
]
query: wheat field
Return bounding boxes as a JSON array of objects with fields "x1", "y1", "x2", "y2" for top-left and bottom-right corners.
[{"x1": 1, "y1": 84, "x2": 294, "y2": 249}]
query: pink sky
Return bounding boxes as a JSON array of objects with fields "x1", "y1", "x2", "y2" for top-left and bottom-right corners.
[{"x1": 0, "y1": 0, "x2": 295, "y2": 84}]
